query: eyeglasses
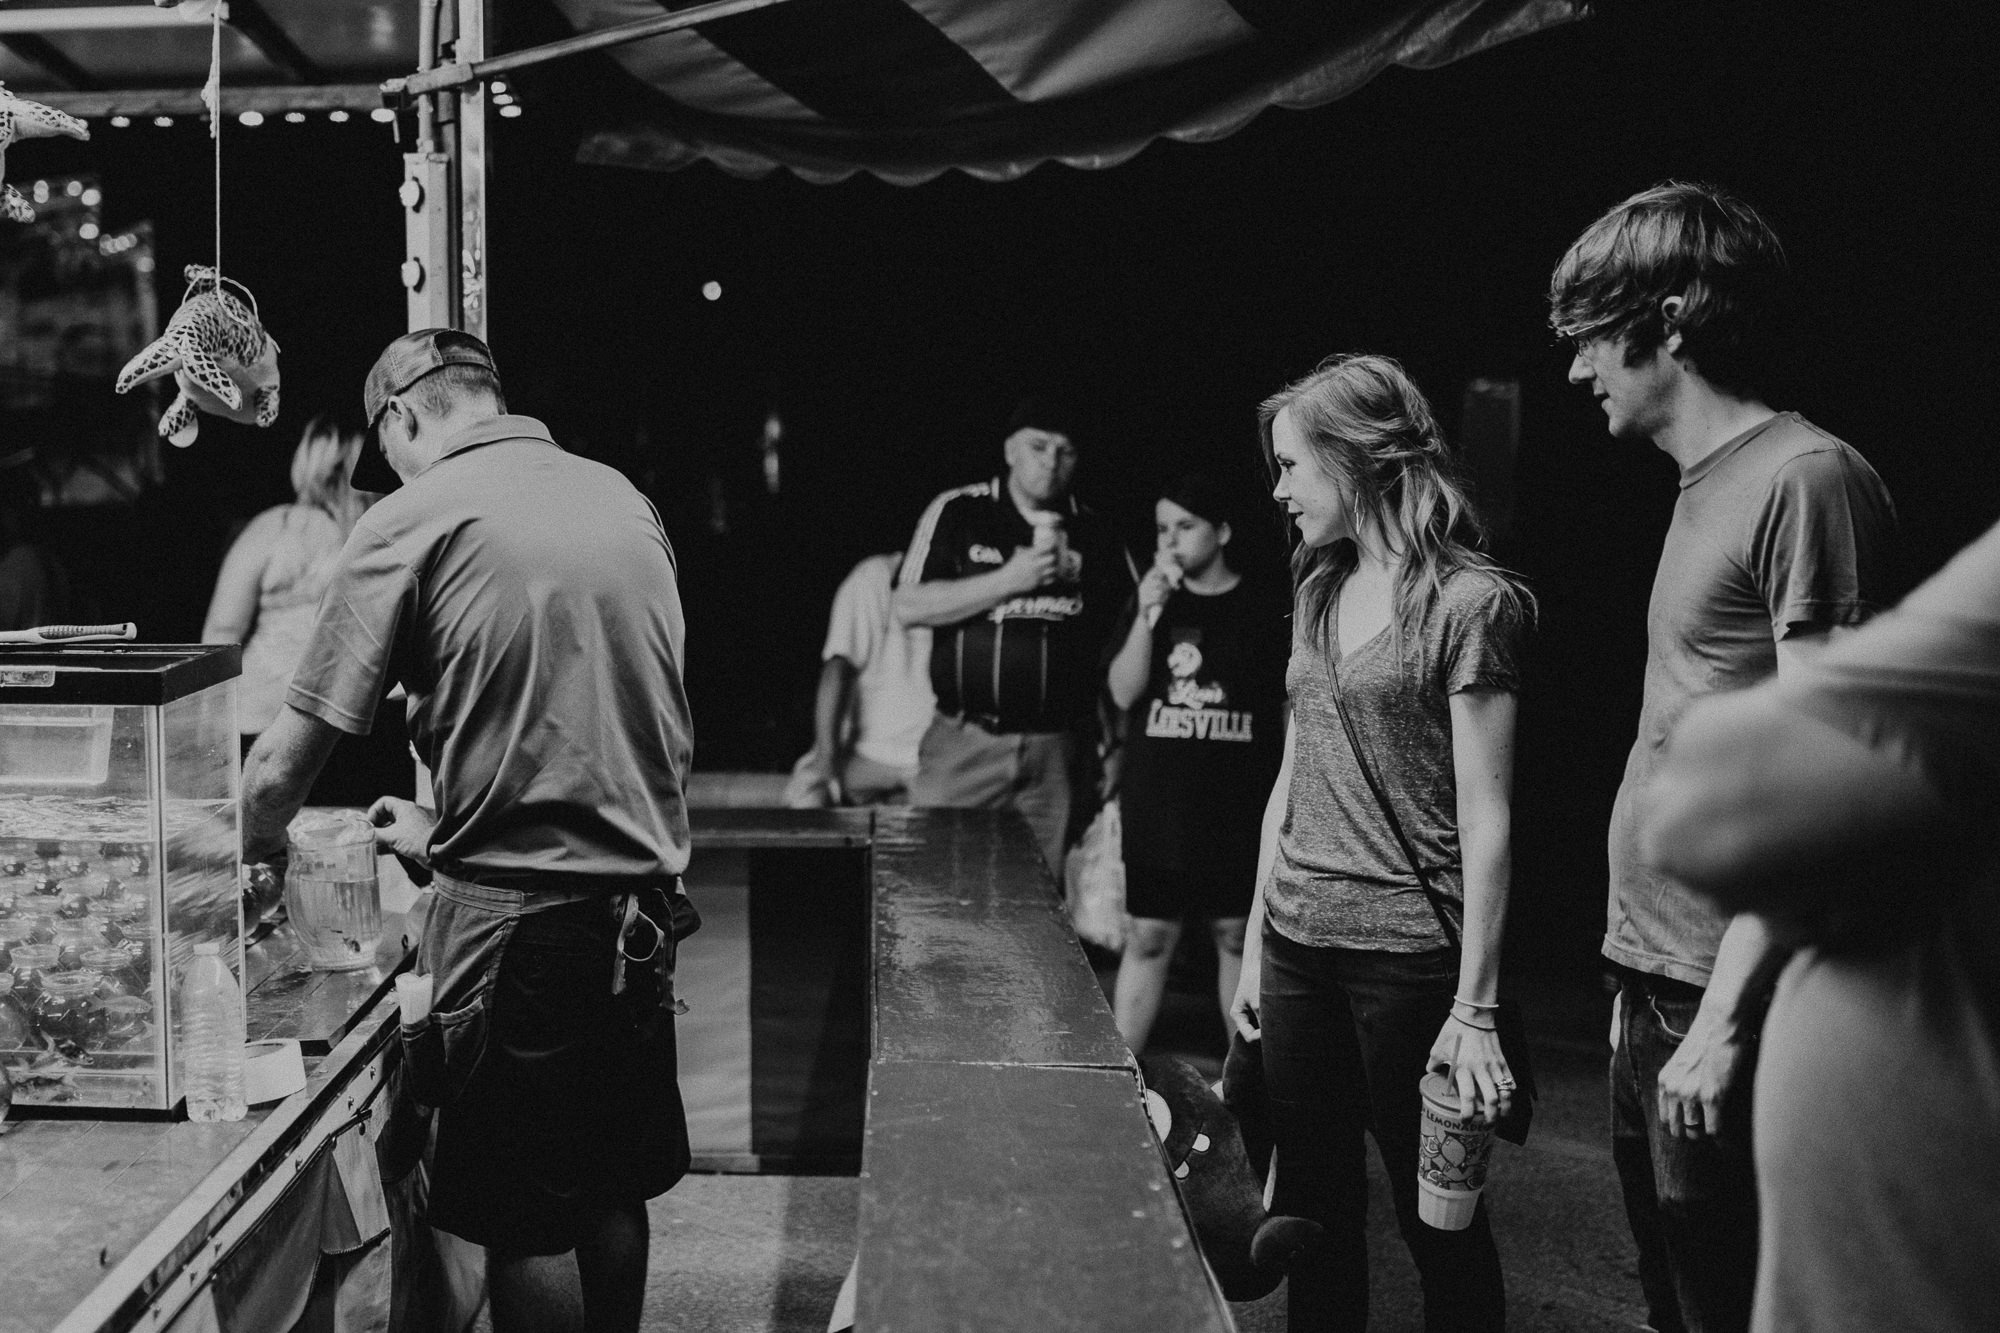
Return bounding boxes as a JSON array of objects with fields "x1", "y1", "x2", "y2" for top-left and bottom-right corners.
[{"x1": 1557, "y1": 328, "x2": 1606, "y2": 360}]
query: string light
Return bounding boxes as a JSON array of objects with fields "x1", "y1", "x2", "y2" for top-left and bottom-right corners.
[
  {"x1": 370, "y1": 107, "x2": 396, "y2": 124},
  {"x1": 78, "y1": 222, "x2": 99, "y2": 241},
  {"x1": 110, "y1": 116, "x2": 131, "y2": 128},
  {"x1": 702, "y1": 281, "x2": 722, "y2": 301},
  {"x1": 81, "y1": 187, "x2": 102, "y2": 206},
  {"x1": 328, "y1": 109, "x2": 349, "y2": 123},
  {"x1": 238, "y1": 110, "x2": 264, "y2": 126},
  {"x1": 152, "y1": 115, "x2": 174, "y2": 127},
  {"x1": 284, "y1": 111, "x2": 305, "y2": 124},
  {"x1": 64, "y1": 180, "x2": 83, "y2": 197},
  {"x1": 31, "y1": 180, "x2": 49, "y2": 204},
  {"x1": 498, "y1": 104, "x2": 522, "y2": 118}
]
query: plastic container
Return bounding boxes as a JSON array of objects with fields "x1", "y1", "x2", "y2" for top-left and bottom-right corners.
[
  {"x1": 1416, "y1": 1071, "x2": 1496, "y2": 1230},
  {"x1": 34, "y1": 971, "x2": 106, "y2": 1054},
  {"x1": 284, "y1": 810, "x2": 382, "y2": 971},
  {"x1": 0, "y1": 973, "x2": 32, "y2": 1050},
  {"x1": 180, "y1": 940, "x2": 247, "y2": 1122}
]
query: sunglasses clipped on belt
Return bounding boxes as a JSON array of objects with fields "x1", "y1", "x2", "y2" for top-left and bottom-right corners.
[{"x1": 610, "y1": 884, "x2": 697, "y2": 1015}]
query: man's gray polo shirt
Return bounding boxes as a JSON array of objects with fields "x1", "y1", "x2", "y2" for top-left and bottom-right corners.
[{"x1": 288, "y1": 414, "x2": 694, "y2": 883}]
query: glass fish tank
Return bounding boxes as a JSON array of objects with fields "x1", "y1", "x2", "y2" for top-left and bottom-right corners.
[{"x1": 0, "y1": 645, "x2": 242, "y2": 1114}]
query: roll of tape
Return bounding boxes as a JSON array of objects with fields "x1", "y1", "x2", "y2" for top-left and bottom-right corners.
[{"x1": 244, "y1": 1039, "x2": 307, "y2": 1105}]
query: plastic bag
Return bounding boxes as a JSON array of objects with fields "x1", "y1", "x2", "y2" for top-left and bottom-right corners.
[{"x1": 1064, "y1": 799, "x2": 1129, "y2": 951}]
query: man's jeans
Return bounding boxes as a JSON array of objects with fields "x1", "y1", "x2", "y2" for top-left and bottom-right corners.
[{"x1": 1610, "y1": 971, "x2": 1759, "y2": 1333}]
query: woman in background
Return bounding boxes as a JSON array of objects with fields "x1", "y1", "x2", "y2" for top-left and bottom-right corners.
[
  {"x1": 1233, "y1": 354, "x2": 1531, "y2": 1330},
  {"x1": 203, "y1": 417, "x2": 407, "y2": 806}
]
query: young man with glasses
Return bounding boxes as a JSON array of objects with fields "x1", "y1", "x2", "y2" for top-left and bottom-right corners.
[{"x1": 1550, "y1": 181, "x2": 1897, "y2": 1333}]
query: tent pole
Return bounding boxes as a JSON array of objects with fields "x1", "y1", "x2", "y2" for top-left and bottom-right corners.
[
  {"x1": 452, "y1": 0, "x2": 490, "y2": 341},
  {"x1": 402, "y1": 0, "x2": 455, "y2": 333},
  {"x1": 388, "y1": 0, "x2": 798, "y2": 100}
]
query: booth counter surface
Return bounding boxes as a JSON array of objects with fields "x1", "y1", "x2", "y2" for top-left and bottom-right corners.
[{"x1": 1, "y1": 807, "x2": 1226, "y2": 1333}]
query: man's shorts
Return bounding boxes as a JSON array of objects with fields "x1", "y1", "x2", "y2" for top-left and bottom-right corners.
[
  {"x1": 412, "y1": 874, "x2": 691, "y2": 1255},
  {"x1": 1123, "y1": 854, "x2": 1255, "y2": 923}
]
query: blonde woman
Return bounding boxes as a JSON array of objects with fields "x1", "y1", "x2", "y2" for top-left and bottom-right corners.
[
  {"x1": 203, "y1": 417, "x2": 374, "y2": 757},
  {"x1": 1232, "y1": 354, "x2": 1532, "y2": 1329}
]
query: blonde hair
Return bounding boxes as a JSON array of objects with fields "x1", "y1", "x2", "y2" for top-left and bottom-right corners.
[
  {"x1": 1258, "y1": 353, "x2": 1534, "y2": 661},
  {"x1": 289, "y1": 416, "x2": 368, "y2": 534}
]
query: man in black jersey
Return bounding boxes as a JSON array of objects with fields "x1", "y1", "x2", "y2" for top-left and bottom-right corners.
[{"x1": 893, "y1": 399, "x2": 1136, "y2": 877}]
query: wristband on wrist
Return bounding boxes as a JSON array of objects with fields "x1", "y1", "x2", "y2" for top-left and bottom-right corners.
[
  {"x1": 1449, "y1": 1013, "x2": 1498, "y2": 1032},
  {"x1": 1453, "y1": 995, "x2": 1500, "y2": 1011}
]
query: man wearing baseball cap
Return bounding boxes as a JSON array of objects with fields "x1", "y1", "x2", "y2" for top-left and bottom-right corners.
[
  {"x1": 893, "y1": 396, "x2": 1136, "y2": 878},
  {"x1": 241, "y1": 328, "x2": 697, "y2": 1333}
]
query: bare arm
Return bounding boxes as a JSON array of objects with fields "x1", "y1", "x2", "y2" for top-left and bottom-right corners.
[
  {"x1": 1430, "y1": 688, "x2": 1517, "y2": 1121},
  {"x1": 1107, "y1": 565, "x2": 1176, "y2": 709},
  {"x1": 803, "y1": 656, "x2": 859, "y2": 796},
  {"x1": 1645, "y1": 621, "x2": 1835, "y2": 1140},
  {"x1": 1231, "y1": 704, "x2": 1294, "y2": 1041},
  {"x1": 201, "y1": 511, "x2": 281, "y2": 644},
  {"x1": 1644, "y1": 689, "x2": 1957, "y2": 919},
  {"x1": 891, "y1": 545, "x2": 1055, "y2": 628},
  {"x1": 241, "y1": 704, "x2": 343, "y2": 862}
]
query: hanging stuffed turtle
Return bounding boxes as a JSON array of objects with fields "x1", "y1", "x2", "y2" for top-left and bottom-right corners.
[
  {"x1": 0, "y1": 83, "x2": 89, "y2": 223},
  {"x1": 115, "y1": 265, "x2": 281, "y2": 446}
]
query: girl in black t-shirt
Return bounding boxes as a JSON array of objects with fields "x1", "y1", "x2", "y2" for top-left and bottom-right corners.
[{"x1": 1106, "y1": 474, "x2": 1288, "y2": 1056}]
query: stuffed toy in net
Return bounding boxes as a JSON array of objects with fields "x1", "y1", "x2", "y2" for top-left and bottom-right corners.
[
  {"x1": 1141, "y1": 1053, "x2": 1325, "y2": 1301},
  {"x1": 0, "y1": 84, "x2": 89, "y2": 223},
  {"x1": 116, "y1": 265, "x2": 281, "y2": 446}
]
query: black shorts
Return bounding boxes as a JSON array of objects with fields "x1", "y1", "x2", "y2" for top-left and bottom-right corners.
[
  {"x1": 413, "y1": 876, "x2": 690, "y2": 1255},
  {"x1": 1123, "y1": 855, "x2": 1255, "y2": 922}
]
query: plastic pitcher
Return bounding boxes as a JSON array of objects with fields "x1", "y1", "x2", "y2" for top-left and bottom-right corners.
[{"x1": 284, "y1": 811, "x2": 381, "y2": 971}]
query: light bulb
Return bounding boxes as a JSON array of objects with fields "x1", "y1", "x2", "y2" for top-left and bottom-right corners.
[{"x1": 239, "y1": 110, "x2": 264, "y2": 127}]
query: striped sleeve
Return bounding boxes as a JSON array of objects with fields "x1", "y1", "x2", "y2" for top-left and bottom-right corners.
[{"x1": 898, "y1": 481, "x2": 988, "y2": 587}]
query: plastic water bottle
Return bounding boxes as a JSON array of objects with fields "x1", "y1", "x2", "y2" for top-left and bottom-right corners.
[{"x1": 181, "y1": 940, "x2": 247, "y2": 1122}]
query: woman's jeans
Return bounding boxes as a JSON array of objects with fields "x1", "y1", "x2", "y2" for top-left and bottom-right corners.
[{"x1": 1260, "y1": 925, "x2": 1505, "y2": 1331}]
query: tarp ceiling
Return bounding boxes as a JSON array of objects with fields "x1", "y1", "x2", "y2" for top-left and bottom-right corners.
[
  {"x1": 4, "y1": 1, "x2": 1588, "y2": 181},
  {"x1": 563, "y1": 0, "x2": 1589, "y2": 183}
]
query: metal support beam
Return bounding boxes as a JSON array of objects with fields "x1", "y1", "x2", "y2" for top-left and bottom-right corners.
[
  {"x1": 403, "y1": 0, "x2": 454, "y2": 331},
  {"x1": 36, "y1": 85, "x2": 386, "y2": 118},
  {"x1": 0, "y1": 33, "x2": 99, "y2": 90},
  {"x1": 452, "y1": 0, "x2": 488, "y2": 341},
  {"x1": 221, "y1": 0, "x2": 324, "y2": 84},
  {"x1": 385, "y1": 0, "x2": 797, "y2": 99},
  {"x1": 0, "y1": 6, "x2": 222, "y2": 32}
]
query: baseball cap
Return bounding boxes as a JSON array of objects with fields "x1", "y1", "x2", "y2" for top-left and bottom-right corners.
[
  {"x1": 352, "y1": 328, "x2": 500, "y2": 492},
  {"x1": 1004, "y1": 395, "x2": 1082, "y2": 444}
]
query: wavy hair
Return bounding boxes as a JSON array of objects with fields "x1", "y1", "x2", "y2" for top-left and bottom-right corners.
[
  {"x1": 1548, "y1": 180, "x2": 1789, "y2": 397},
  {"x1": 1258, "y1": 353, "x2": 1533, "y2": 662},
  {"x1": 289, "y1": 416, "x2": 369, "y2": 533}
]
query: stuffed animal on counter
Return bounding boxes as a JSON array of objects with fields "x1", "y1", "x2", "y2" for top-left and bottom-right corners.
[
  {"x1": 115, "y1": 265, "x2": 281, "y2": 446},
  {"x1": 1141, "y1": 1054, "x2": 1325, "y2": 1301},
  {"x1": 0, "y1": 84, "x2": 89, "y2": 223}
]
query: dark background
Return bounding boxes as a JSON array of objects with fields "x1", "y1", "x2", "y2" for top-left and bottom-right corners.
[{"x1": 11, "y1": 0, "x2": 1993, "y2": 972}]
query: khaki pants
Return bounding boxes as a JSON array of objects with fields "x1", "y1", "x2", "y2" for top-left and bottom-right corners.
[{"x1": 908, "y1": 712, "x2": 1076, "y2": 880}]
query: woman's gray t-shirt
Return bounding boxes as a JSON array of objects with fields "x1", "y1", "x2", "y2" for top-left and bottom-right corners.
[{"x1": 1267, "y1": 568, "x2": 1524, "y2": 951}]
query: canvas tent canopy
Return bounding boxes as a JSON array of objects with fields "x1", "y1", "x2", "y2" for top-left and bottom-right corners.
[{"x1": 7, "y1": 0, "x2": 1586, "y2": 182}]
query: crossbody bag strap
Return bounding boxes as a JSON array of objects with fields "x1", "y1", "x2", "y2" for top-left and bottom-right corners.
[{"x1": 1324, "y1": 644, "x2": 1461, "y2": 952}]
